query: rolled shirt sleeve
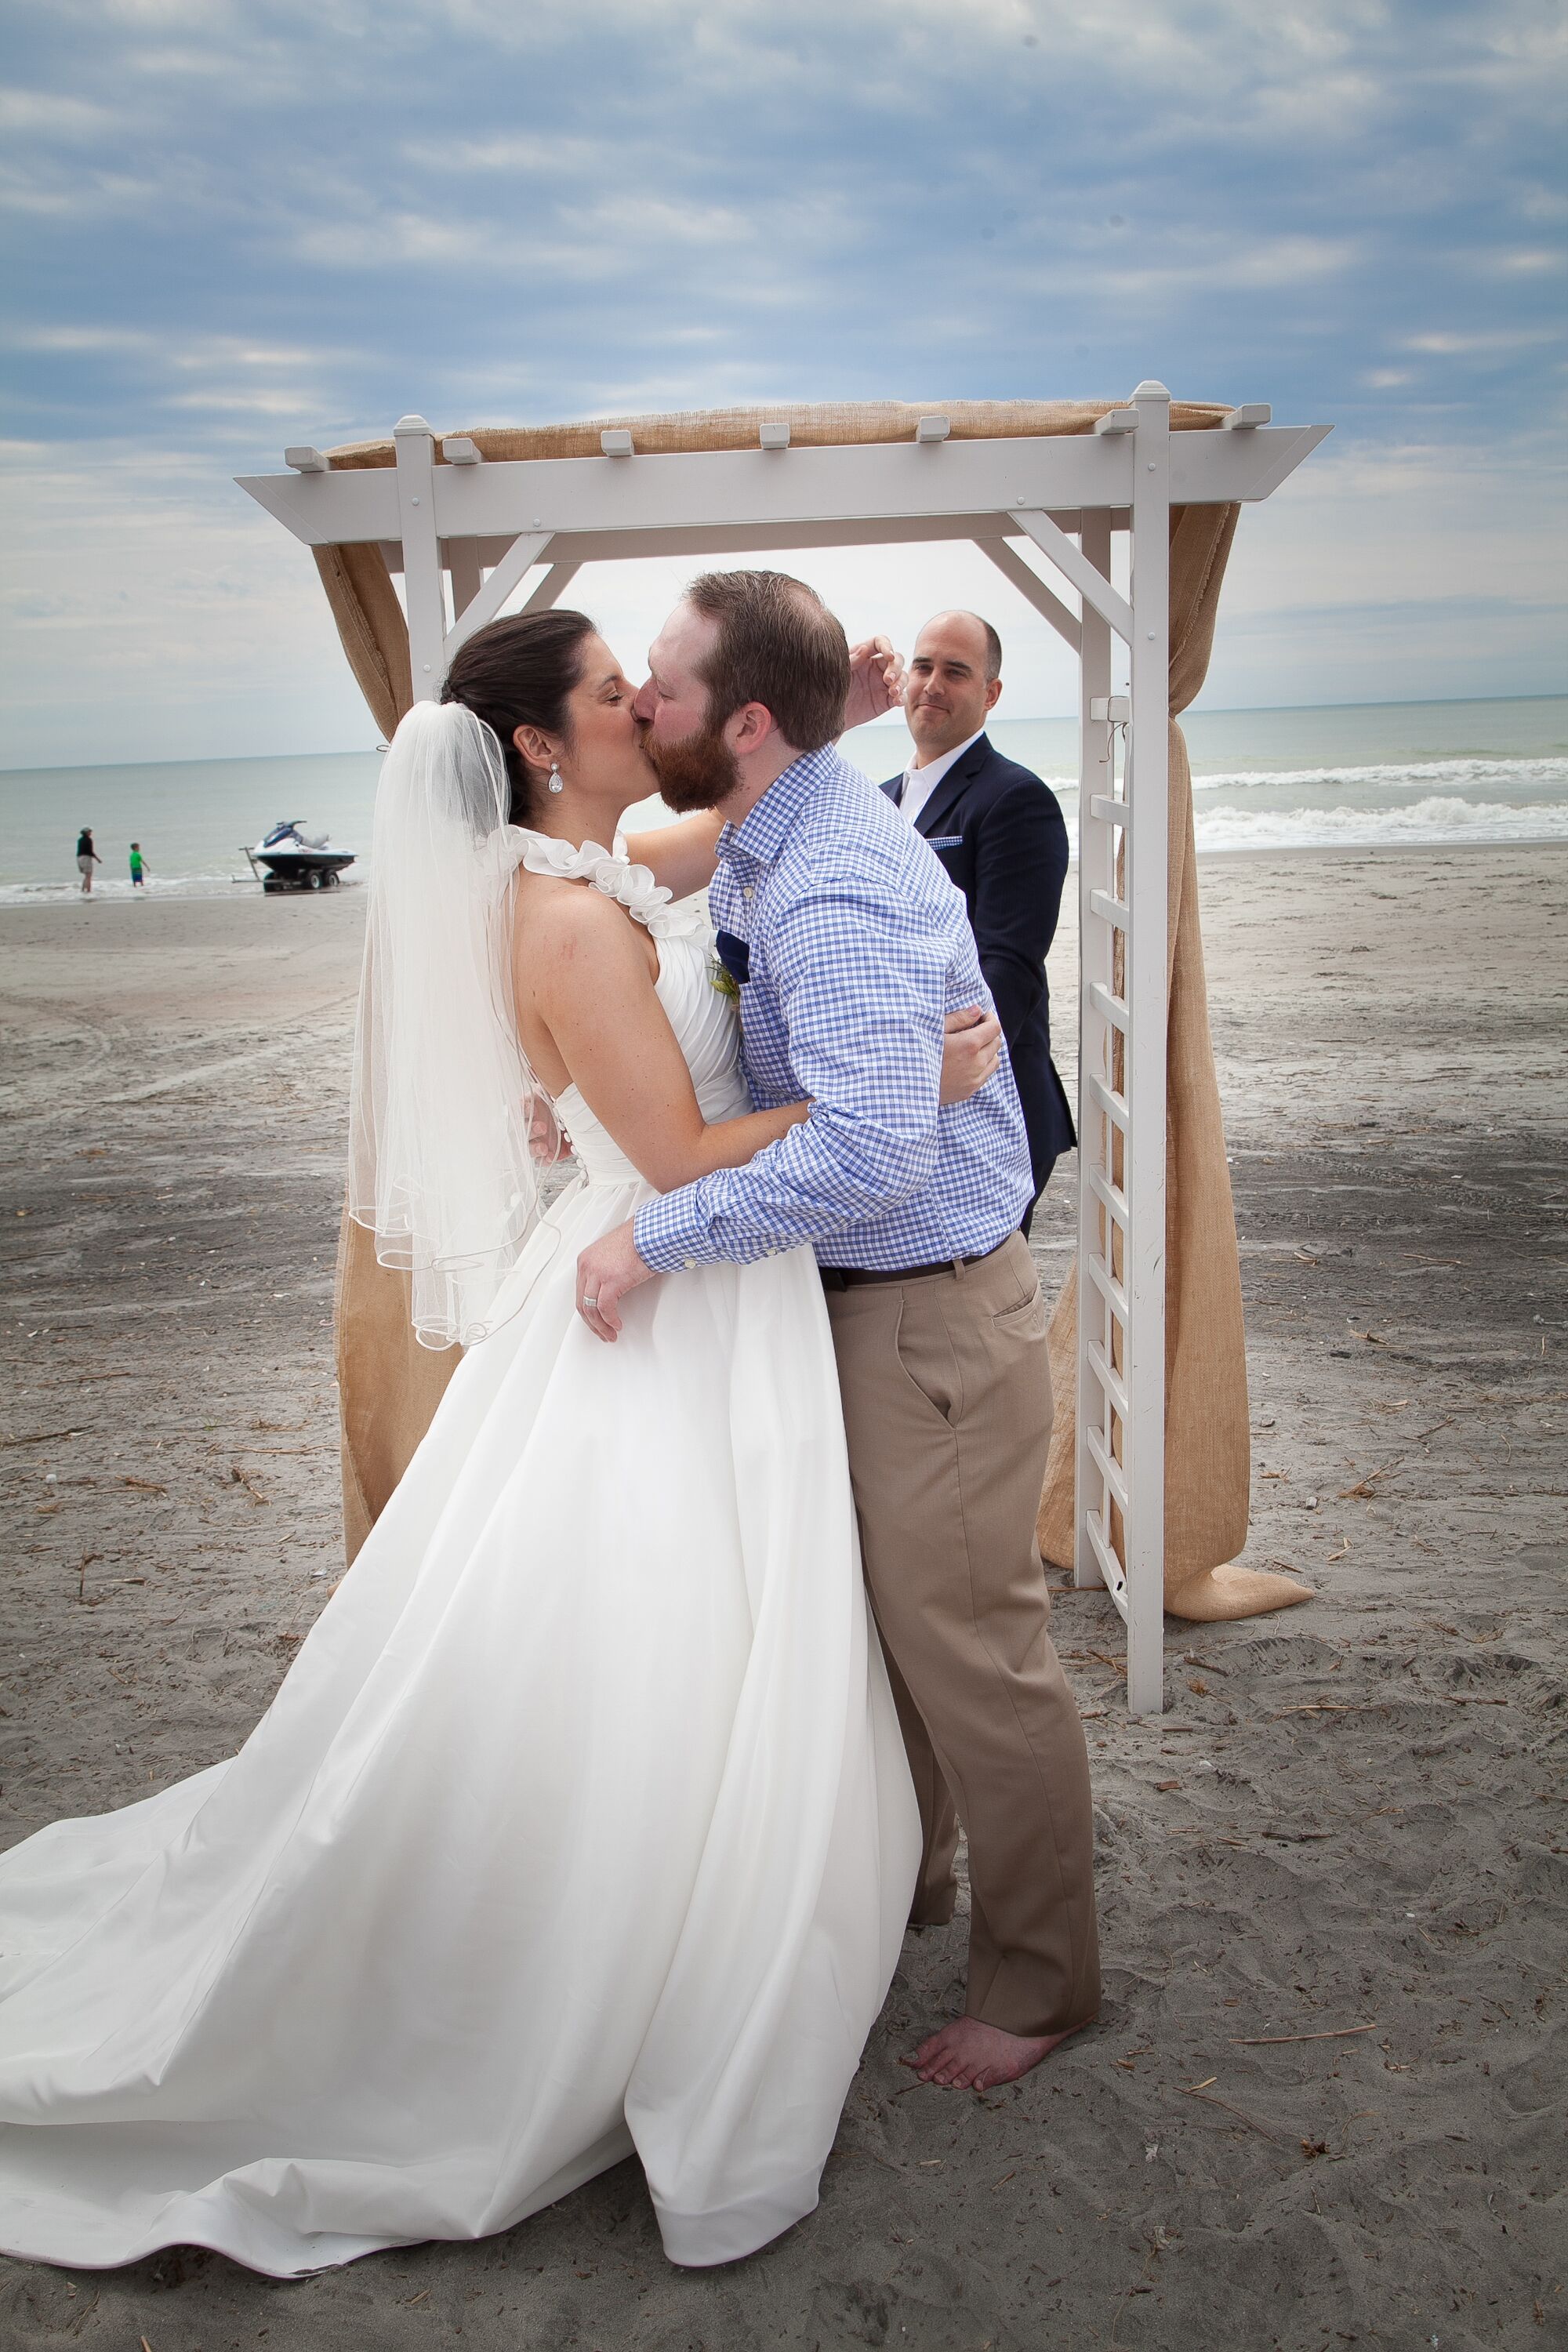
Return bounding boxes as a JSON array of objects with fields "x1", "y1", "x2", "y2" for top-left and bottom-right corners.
[{"x1": 634, "y1": 872, "x2": 949, "y2": 1271}]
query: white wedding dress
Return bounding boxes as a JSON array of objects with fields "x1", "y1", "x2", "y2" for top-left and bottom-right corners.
[{"x1": 0, "y1": 835, "x2": 920, "y2": 2278}]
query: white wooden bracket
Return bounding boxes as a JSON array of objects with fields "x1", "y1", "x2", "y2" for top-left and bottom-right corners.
[
  {"x1": 977, "y1": 539, "x2": 1081, "y2": 654},
  {"x1": 1007, "y1": 506, "x2": 1136, "y2": 644},
  {"x1": 520, "y1": 563, "x2": 581, "y2": 614},
  {"x1": 444, "y1": 532, "x2": 552, "y2": 659}
]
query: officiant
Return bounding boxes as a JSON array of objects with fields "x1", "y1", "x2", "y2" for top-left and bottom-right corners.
[{"x1": 882, "y1": 611, "x2": 1075, "y2": 1236}]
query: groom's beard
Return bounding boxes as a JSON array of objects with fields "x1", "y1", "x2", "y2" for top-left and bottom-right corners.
[{"x1": 646, "y1": 716, "x2": 741, "y2": 815}]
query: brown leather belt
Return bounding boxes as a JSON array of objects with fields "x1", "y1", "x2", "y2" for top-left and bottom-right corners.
[{"x1": 819, "y1": 1237, "x2": 1009, "y2": 1289}]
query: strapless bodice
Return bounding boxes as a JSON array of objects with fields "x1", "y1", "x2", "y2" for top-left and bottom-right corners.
[
  {"x1": 499, "y1": 830, "x2": 748, "y2": 1189},
  {"x1": 556, "y1": 930, "x2": 747, "y2": 1185}
]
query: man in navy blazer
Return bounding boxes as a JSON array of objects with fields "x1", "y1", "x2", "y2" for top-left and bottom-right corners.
[{"x1": 882, "y1": 610, "x2": 1074, "y2": 1236}]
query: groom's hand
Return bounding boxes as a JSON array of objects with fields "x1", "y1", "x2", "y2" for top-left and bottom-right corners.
[
  {"x1": 576, "y1": 1220, "x2": 656, "y2": 1341},
  {"x1": 941, "y1": 1005, "x2": 1003, "y2": 1103},
  {"x1": 842, "y1": 635, "x2": 905, "y2": 732}
]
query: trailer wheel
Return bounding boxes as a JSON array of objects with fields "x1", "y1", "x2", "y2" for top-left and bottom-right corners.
[{"x1": 308, "y1": 868, "x2": 325, "y2": 889}]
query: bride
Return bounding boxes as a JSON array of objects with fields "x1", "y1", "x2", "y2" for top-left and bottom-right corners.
[{"x1": 0, "y1": 608, "x2": 1000, "y2": 2278}]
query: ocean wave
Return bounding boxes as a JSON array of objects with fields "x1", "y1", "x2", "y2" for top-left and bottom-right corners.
[
  {"x1": 0, "y1": 871, "x2": 361, "y2": 909},
  {"x1": 1190, "y1": 796, "x2": 1568, "y2": 853},
  {"x1": 1012, "y1": 753, "x2": 1568, "y2": 797},
  {"x1": 1187, "y1": 754, "x2": 1568, "y2": 795},
  {"x1": 4, "y1": 791, "x2": 1565, "y2": 906}
]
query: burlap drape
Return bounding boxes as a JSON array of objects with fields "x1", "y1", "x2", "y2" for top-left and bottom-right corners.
[
  {"x1": 320, "y1": 397, "x2": 1231, "y2": 473},
  {"x1": 321, "y1": 401, "x2": 1305, "y2": 1610},
  {"x1": 334, "y1": 1206, "x2": 459, "y2": 1561},
  {"x1": 317, "y1": 545, "x2": 444, "y2": 1560},
  {"x1": 312, "y1": 545, "x2": 412, "y2": 745}
]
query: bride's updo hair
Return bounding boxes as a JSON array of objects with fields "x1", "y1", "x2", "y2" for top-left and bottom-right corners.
[{"x1": 440, "y1": 610, "x2": 597, "y2": 826}]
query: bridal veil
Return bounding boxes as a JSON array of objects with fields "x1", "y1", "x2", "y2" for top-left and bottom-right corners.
[{"x1": 347, "y1": 699, "x2": 555, "y2": 1349}]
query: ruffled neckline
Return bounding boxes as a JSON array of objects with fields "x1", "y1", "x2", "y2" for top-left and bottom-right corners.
[{"x1": 497, "y1": 827, "x2": 705, "y2": 941}]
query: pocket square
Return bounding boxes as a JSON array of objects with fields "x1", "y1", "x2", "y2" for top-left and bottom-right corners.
[
  {"x1": 715, "y1": 927, "x2": 752, "y2": 985},
  {"x1": 928, "y1": 834, "x2": 964, "y2": 851}
]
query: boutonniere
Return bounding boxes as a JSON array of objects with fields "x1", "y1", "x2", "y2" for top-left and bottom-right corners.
[{"x1": 710, "y1": 956, "x2": 740, "y2": 1001}]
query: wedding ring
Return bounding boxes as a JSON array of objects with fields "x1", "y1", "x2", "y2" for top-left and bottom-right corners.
[{"x1": 583, "y1": 1294, "x2": 599, "y2": 1308}]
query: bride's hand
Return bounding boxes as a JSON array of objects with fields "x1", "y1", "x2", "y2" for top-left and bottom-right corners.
[
  {"x1": 940, "y1": 1007, "x2": 1002, "y2": 1104},
  {"x1": 576, "y1": 1219, "x2": 655, "y2": 1341},
  {"x1": 526, "y1": 1094, "x2": 572, "y2": 1166},
  {"x1": 841, "y1": 636, "x2": 905, "y2": 733}
]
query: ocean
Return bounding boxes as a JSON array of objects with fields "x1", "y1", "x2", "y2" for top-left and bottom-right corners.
[{"x1": 3, "y1": 695, "x2": 1564, "y2": 906}]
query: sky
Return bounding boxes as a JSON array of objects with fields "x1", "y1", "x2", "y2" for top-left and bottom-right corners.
[{"x1": 1, "y1": 0, "x2": 1565, "y2": 768}]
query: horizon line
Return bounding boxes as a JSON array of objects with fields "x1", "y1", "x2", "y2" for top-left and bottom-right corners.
[{"x1": 3, "y1": 686, "x2": 1565, "y2": 779}]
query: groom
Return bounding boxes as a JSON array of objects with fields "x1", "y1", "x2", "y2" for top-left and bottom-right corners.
[{"x1": 575, "y1": 571, "x2": 1099, "y2": 2091}]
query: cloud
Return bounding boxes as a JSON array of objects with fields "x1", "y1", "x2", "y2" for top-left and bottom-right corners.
[
  {"x1": 1087, "y1": 234, "x2": 1363, "y2": 303},
  {"x1": 563, "y1": 196, "x2": 758, "y2": 251},
  {"x1": 0, "y1": 433, "x2": 379, "y2": 762},
  {"x1": 0, "y1": 162, "x2": 162, "y2": 220},
  {"x1": 1217, "y1": 433, "x2": 1568, "y2": 623},
  {"x1": 401, "y1": 132, "x2": 606, "y2": 177},
  {"x1": 1403, "y1": 328, "x2": 1565, "y2": 354},
  {"x1": 292, "y1": 212, "x2": 492, "y2": 270},
  {"x1": 162, "y1": 388, "x2": 329, "y2": 413},
  {"x1": 7, "y1": 324, "x2": 157, "y2": 354},
  {"x1": 0, "y1": 86, "x2": 115, "y2": 136},
  {"x1": 0, "y1": 0, "x2": 1563, "y2": 760}
]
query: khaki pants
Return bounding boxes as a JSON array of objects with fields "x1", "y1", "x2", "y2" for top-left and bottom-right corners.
[{"x1": 824, "y1": 1233, "x2": 1100, "y2": 2038}]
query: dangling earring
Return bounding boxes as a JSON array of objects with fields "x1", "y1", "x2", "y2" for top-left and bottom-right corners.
[{"x1": 547, "y1": 762, "x2": 564, "y2": 795}]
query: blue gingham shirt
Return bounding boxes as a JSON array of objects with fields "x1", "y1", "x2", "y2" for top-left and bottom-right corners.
[{"x1": 634, "y1": 746, "x2": 1034, "y2": 1272}]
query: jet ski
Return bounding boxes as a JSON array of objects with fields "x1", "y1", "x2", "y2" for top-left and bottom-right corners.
[{"x1": 243, "y1": 820, "x2": 356, "y2": 891}]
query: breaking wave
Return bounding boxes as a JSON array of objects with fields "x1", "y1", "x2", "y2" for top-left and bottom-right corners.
[
  {"x1": 1190, "y1": 796, "x2": 1568, "y2": 854},
  {"x1": 1187, "y1": 755, "x2": 1568, "y2": 796}
]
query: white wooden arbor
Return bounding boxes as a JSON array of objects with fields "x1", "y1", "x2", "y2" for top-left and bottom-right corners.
[{"x1": 240, "y1": 384, "x2": 1327, "y2": 1714}]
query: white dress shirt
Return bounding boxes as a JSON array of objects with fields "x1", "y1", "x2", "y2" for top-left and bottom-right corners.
[{"x1": 897, "y1": 728, "x2": 985, "y2": 829}]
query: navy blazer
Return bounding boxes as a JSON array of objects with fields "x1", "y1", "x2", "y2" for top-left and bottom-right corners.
[{"x1": 883, "y1": 733, "x2": 1075, "y2": 1196}]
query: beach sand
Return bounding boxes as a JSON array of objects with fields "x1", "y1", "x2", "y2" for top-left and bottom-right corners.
[{"x1": 2, "y1": 849, "x2": 1564, "y2": 2351}]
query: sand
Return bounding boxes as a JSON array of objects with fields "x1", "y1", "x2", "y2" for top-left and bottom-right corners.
[{"x1": 2, "y1": 850, "x2": 1564, "y2": 2352}]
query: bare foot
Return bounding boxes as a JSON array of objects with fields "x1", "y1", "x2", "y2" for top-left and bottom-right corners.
[{"x1": 901, "y1": 2014, "x2": 1089, "y2": 2090}]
